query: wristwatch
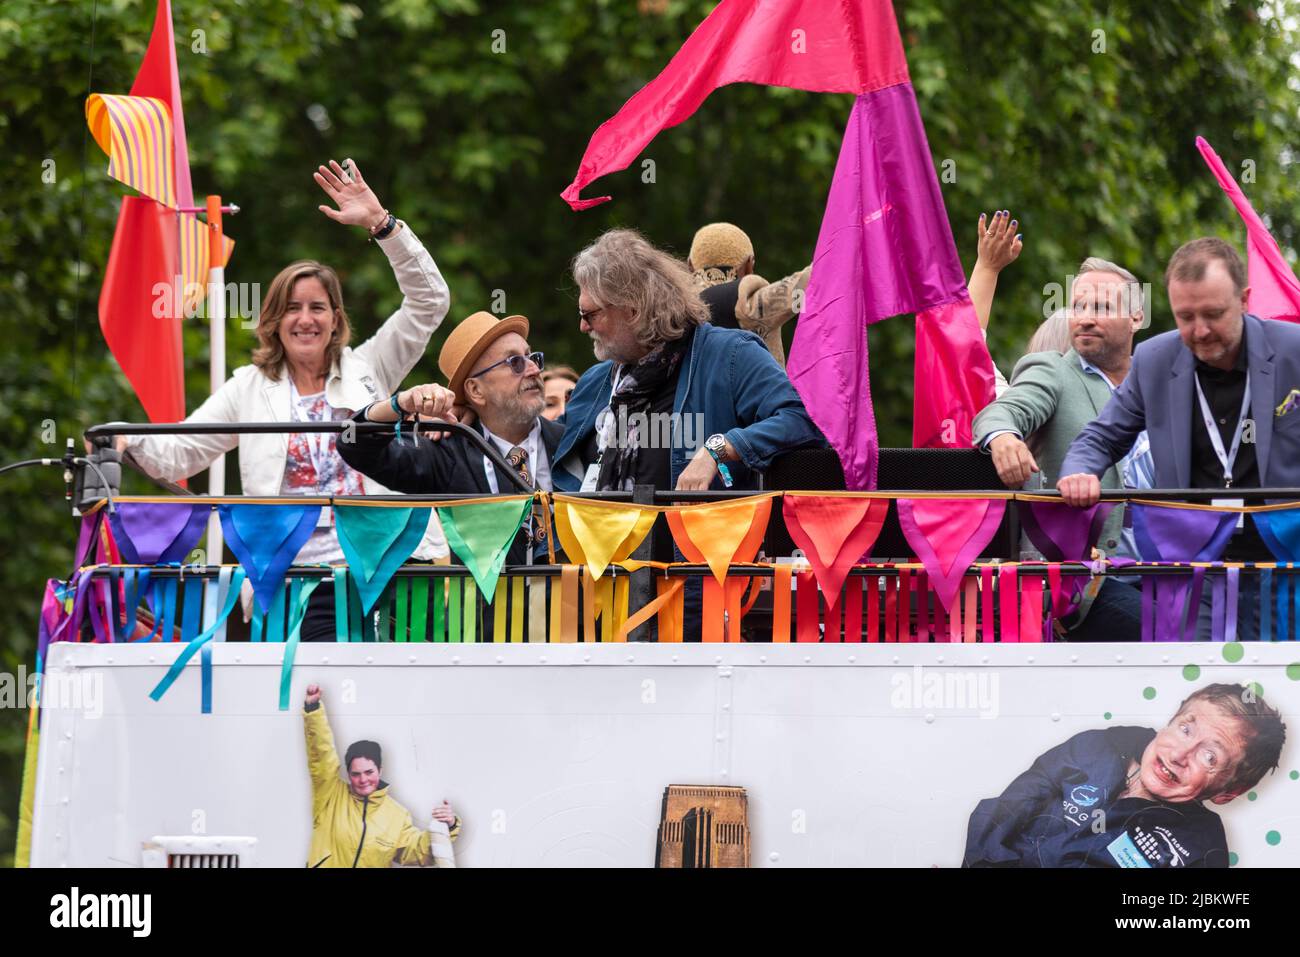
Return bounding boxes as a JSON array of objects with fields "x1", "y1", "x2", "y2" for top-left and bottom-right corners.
[{"x1": 704, "y1": 433, "x2": 734, "y2": 488}]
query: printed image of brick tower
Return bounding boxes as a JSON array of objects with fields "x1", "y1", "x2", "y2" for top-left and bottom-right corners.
[{"x1": 655, "y1": 785, "x2": 750, "y2": 868}]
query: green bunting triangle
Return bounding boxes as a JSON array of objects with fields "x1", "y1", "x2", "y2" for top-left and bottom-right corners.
[{"x1": 437, "y1": 498, "x2": 531, "y2": 600}]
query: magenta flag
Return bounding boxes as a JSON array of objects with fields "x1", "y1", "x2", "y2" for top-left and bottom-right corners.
[
  {"x1": 561, "y1": 0, "x2": 909, "y2": 210},
  {"x1": 788, "y1": 87, "x2": 997, "y2": 488},
  {"x1": 1197, "y1": 136, "x2": 1300, "y2": 322}
]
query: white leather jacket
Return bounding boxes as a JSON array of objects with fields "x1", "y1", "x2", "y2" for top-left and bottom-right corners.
[{"x1": 125, "y1": 222, "x2": 451, "y2": 559}]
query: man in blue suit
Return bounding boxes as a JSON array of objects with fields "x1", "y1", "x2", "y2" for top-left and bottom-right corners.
[{"x1": 1058, "y1": 238, "x2": 1300, "y2": 639}]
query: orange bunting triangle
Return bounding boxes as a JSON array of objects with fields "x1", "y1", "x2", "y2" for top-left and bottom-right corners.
[{"x1": 668, "y1": 495, "x2": 772, "y2": 587}]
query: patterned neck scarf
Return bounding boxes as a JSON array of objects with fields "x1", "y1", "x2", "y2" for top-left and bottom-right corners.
[{"x1": 596, "y1": 330, "x2": 692, "y2": 491}]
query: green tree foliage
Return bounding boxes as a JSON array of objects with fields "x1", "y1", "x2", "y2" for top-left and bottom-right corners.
[{"x1": 1, "y1": 0, "x2": 1297, "y2": 863}]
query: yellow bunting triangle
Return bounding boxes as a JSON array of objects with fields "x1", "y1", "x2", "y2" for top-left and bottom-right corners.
[{"x1": 555, "y1": 499, "x2": 656, "y2": 579}]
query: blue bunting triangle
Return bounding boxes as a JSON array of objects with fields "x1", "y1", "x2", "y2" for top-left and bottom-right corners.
[
  {"x1": 1254, "y1": 507, "x2": 1300, "y2": 562},
  {"x1": 218, "y1": 503, "x2": 320, "y2": 615}
]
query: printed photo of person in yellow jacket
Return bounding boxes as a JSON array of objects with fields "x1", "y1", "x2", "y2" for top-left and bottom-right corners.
[{"x1": 303, "y1": 684, "x2": 461, "y2": 868}]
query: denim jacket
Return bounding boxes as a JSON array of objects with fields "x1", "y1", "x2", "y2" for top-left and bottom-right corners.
[{"x1": 553, "y1": 323, "x2": 824, "y2": 490}]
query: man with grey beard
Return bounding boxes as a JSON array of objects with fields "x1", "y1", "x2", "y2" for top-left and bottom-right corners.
[
  {"x1": 339, "y1": 310, "x2": 563, "y2": 566},
  {"x1": 972, "y1": 258, "x2": 1154, "y2": 640}
]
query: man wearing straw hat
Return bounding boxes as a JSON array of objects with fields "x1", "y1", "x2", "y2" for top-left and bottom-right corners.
[{"x1": 339, "y1": 310, "x2": 567, "y2": 566}]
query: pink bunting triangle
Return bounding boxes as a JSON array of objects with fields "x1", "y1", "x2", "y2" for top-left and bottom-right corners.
[{"x1": 897, "y1": 499, "x2": 1007, "y2": 611}]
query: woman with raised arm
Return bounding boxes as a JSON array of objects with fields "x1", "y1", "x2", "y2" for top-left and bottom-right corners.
[{"x1": 120, "y1": 159, "x2": 452, "y2": 641}]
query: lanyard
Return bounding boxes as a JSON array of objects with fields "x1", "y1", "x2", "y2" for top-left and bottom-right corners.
[
  {"x1": 288, "y1": 380, "x2": 333, "y2": 488},
  {"x1": 1193, "y1": 372, "x2": 1251, "y2": 488}
]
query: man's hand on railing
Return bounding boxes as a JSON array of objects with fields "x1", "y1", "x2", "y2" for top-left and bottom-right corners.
[
  {"x1": 1057, "y1": 473, "x2": 1101, "y2": 508},
  {"x1": 988, "y1": 433, "x2": 1039, "y2": 488},
  {"x1": 398, "y1": 384, "x2": 456, "y2": 421}
]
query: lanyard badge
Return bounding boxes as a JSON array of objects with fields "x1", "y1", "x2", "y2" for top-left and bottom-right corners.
[{"x1": 1193, "y1": 373, "x2": 1251, "y2": 489}]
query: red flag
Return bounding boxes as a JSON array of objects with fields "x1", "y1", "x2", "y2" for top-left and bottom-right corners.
[
  {"x1": 99, "y1": 197, "x2": 185, "y2": 423},
  {"x1": 131, "y1": 0, "x2": 193, "y2": 209},
  {"x1": 561, "y1": 0, "x2": 909, "y2": 209}
]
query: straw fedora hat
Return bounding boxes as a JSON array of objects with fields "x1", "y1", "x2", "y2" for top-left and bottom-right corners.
[{"x1": 438, "y1": 311, "x2": 530, "y2": 401}]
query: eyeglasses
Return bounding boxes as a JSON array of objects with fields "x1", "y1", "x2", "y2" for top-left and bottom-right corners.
[
  {"x1": 578, "y1": 306, "x2": 606, "y2": 324},
  {"x1": 469, "y1": 351, "x2": 544, "y2": 379},
  {"x1": 1166, "y1": 720, "x2": 1230, "y2": 776}
]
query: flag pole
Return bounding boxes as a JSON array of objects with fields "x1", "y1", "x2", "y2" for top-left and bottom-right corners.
[{"x1": 205, "y1": 194, "x2": 226, "y2": 558}]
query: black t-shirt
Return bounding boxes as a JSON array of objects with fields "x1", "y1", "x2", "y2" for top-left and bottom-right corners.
[
  {"x1": 1189, "y1": 330, "x2": 1272, "y2": 560},
  {"x1": 700, "y1": 279, "x2": 742, "y2": 329}
]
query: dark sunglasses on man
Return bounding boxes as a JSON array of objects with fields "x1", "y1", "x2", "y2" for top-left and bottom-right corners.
[{"x1": 469, "y1": 351, "x2": 545, "y2": 379}]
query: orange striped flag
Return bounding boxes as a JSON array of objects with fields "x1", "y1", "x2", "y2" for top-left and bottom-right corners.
[{"x1": 85, "y1": 93, "x2": 177, "y2": 209}]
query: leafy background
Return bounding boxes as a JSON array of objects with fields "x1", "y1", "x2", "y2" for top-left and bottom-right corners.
[{"x1": 1, "y1": 0, "x2": 1297, "y2": 864}]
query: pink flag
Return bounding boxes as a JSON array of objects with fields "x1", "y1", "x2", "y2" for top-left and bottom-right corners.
[
  {"x1": 561, "y1": 0, "x2": 909, "y2": 210},
  {"x1": 1197, "y1": 136, "x2": 1300, "y2": 322},
  {"x1": 787, "y1": 88, "x2": 997, "y2": 488}
]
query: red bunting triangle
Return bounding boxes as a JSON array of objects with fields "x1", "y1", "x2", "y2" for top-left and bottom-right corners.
[{"x1": 783, "y1": 495, "x2": 889, "y2": 611}]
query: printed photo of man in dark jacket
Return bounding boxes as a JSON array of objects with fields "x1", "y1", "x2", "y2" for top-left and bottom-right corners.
[{"x1": 963, "y1": 683, "x2": 1286, "y2": 867}]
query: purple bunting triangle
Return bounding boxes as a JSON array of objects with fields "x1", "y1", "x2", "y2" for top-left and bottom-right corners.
[
  {"x1": 109, "y1": 501, "x2": 210, "y2": 566},
  {"x1": 1019, "y1": 500, "x2": 1118, "y2": 618},
  {"x1": 1131, "y1": 504, "x2": 1238, "y2": 563},
  {"x1": 1131, "y1": 503, "x2": 1239, "y2": 642},
  {"x1": 1019, "y1": 500, "x2": 1117, "y2": 562},
  {"x1": 218, "y1": 503, "x2": 320, "y2": 615}
]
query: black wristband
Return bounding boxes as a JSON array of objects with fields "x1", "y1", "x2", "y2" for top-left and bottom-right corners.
[{"x1": 372, "y1": 213, "x2": 397, "y2": 240}]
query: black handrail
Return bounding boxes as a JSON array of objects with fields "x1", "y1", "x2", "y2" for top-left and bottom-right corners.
[
  {"x1": 84, "y1": 419, "x2": 535, "y2": 494},
  {"x1": 79, "y1": 422, "x2": 1300, "y2": 503},
  {"x1": 78, "y1": 561, "x2": 1276, "y2": 581}
]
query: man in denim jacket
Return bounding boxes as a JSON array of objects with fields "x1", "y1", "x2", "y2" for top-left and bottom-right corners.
[{"x1": 553, "y1": 228, "x2": 823, "y2": 495}]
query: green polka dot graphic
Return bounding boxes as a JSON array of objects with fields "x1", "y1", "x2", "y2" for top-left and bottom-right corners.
[
  {"x1": 1266, "y1": 831, "x2": 1281, "y2": 847},
  {"x1": 1183, "y1": 664, "x2": 1200, "y2": 681},
  {"x1": 1142, "y1": 687, "x2": 1156, "y2": 700},
  {"x1": 1223, "y1": 643, "x2": 1244, "y2": 663}
]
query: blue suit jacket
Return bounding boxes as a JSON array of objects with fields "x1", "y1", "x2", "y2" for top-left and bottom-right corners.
[{"x1": 1060, "y1": 314, "x2": 1300, "y2": 488}]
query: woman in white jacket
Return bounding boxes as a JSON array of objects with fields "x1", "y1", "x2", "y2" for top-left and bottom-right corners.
[{"x1": 122, "y1": 159, "x2": 451, "y2": 641}]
